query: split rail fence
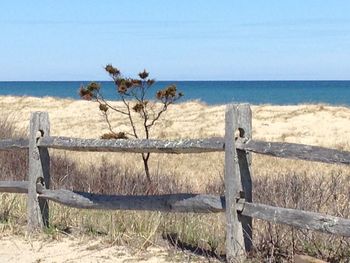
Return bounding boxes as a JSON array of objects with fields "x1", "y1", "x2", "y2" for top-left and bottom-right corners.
[{"x1": 1, "y1": 104, "x2": 350, "y2": 261}]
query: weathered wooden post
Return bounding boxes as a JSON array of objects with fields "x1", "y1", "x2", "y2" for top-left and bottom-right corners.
[
  {"x1": 225, "y1": 104, "x2": 253, "y2": 262},
  {"x1": 27, "y1": 112, "x2": 50, "y2": 231}
]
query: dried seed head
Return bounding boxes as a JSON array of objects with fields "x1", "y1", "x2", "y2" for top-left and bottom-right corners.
[
  {"x1": 147, "y1": 79, "x2": 155, "y2": 86},
  {"x1": 164, "y1": 85, "x2": 177, "y2": 98},
  {"x1": 101, "y1": 132, "x2": 128, "y2": 140},
  {"x1": 138, "y1": 69, "x2": 149, "y2": 79},
  {"x1": 99, "y1": 104, "x2": 108, "y2": 112},
  {"x1": 79, "y1": 87, "x2": 93, "y2": 100},
  {"x1": 105, "y1": 64, "x2": 120, "y2": 76},
  {"x1": 87, "y1": 82, "x2": 100, "y2": 91},
  {"x1": 132, "y1": 102, "x2": 144, "y2": 113},
  {"x1": 125, "y1": 79, "x2": 133, "y2": 89},
  {"x1": 156, "y1": 90, "x2": 165, "y2": 100},
  {"x1": 132, "y1": 79, "x2": 142, "y2": 86},
  {"x1": 118, "y1": 84, "x2": 127, "y2": 94}
]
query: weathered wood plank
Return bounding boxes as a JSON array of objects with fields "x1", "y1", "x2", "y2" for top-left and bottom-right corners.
[
  {"x1": 238, "y1": 139, "x2": 350, "y2": 165},
  {"x1": 38, "y1": 189, "x2": 225, "y2": 213},
  {"x1": 27, "y1": 112, "x2": 51, "y2": 231},
  {"x1": 36, "y1": 187, "x2": 350, "y2": 237},
  {"x1": 2, "y1": 180, "x2": 350, "y2": 237},
  {"x1": 241, "y1": 202, "x2": 350, "y2": 237},
  {"x1": 0, "y1": 181, "x2": 28, "y2": 193},
  {"x1": 224, "y1": 105, "x2": 246, "y2": 261},
  {"x1": 0, "y1": 138, "x2": 29, "y2": 150},
  {"x1": 38, "y1": 136, "x2": 224, "y2": 153},
  {"x1": 38, "y1": 136, "x2": 350, "y2": 165},
  {"x1": 236, "y1": 104, "x2": 253, "y2": 252}
]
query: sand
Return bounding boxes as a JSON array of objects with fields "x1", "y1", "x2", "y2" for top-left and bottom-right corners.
[
  {"x1": 1, "y1": 95, "x2": 350, "y2": 188},
  {"x1": 1, "y1": 95, "x2": 349, "y2": 149},
  {"x1": 1, "y1": 96, "x2": 350, "y2": 262},
  {"x1": 0, "y1": 234, "x2": 182, "y2": 263}
]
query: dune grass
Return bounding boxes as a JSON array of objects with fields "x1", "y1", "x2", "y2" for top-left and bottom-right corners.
[{"x1": 1, "y1": 97, "x2": 350, "y2": 262}]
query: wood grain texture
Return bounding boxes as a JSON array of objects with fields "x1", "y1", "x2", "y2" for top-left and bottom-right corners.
[
  {"x1": 0, "y1": 138, "x2": 29, "y2": 150},
  {"x1": 224, "y1": 105, "x2": 246, "y2": 261},
  {"x1": 38, "y1": 189, "x2": 226, "y2": 213},
  {"x1": 0, "y1": 181, "x2": 28, "y2": 193},
  {"x1": 239, "y1": 139, "x2": 350, "y2": 165},
  {"x1": 2, "y1": 181, "x2": 350, "y2": 237},
  {"x1": 236, "y1": 104, "x2": 253, "y2": 252},
  {"x1": 241, "y1": 202, "x2": 350, "y2": 237},
  {"x1": 38, "y1": 136, "x2": 224, "y2": 153},
  {"x1": 38, "y1": 136, "x2": 350, "y2": 165},
  {"x1": 37, "y1": 188, "x2": 350, "y2": 237},
  {"x1": 27, "y1": 112, "x2": 50, "y2": 231}
]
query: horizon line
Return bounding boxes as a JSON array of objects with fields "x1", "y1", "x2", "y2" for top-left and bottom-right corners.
[{"x1": 1, "y1": 79, "x2": 350, "y2": 82}]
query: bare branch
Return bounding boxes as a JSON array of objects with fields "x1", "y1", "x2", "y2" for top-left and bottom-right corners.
[
  {"x1": 121, "y1": 96, "x2": 139, "y2": 139},
  {"x1": 147, "y1": 101, "x2": 169, "y2": 128},
  {"x1": 102, "y1": 111, "x2": 116, "y2": 135},
  {"x1": 96, "y1": 91, "x2": 129, "y2": 116}
]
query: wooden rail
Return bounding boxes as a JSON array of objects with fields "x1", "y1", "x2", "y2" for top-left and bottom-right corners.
[
  {"x1": 1, "y1": 105, "x2": 350, "y2": 262},
  {"x1": 38, "y1": 136, "x2": 225, "y2": 153},
  {"x1": 0, "y1": 181, "x2": 28, "y2": 193},
  {"x1": 0, "y1": 138, "x2": 29, "y2": 149},
  {"x1": 3, "y1": 137, "x2": 350, "y2": 165},
  {"x1": 2, "y1": 180, "x2": 350, "y2": 237}
]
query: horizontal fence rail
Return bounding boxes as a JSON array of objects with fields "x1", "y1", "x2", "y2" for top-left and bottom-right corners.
[
  {"x1": 38, "y1": 136, "x2": 225, "y2": 153},
  {"x1": 0, "y1": 138, "x2": 29, "y2": 149},
  {"x1": 39, "y1": 190, "x2": 224, "y2": 213},
  {"x1": 241, "y1": 139, "x2": 350, "y2": 165},
  {"x1": 0, "y1": 181, "x2": 28, "y2": 193},
  {"x1": 1, "y1": 106, "x2": 350, "y2": 261},
  {"x1": 2, "y1": 180, "x2": 350, "y2": 237},
  {"x1": 2, "y1": 137, "x2": 350, "y2": 165}
]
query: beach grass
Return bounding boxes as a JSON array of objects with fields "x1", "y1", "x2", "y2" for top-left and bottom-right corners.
[{"x1": 1, "y1": 96, "x2": 350, "y2": 262}]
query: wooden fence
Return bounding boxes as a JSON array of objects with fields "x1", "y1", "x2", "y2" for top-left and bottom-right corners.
[{"x1": 1, "y1": 104, "x2": 350, "y2": 262}]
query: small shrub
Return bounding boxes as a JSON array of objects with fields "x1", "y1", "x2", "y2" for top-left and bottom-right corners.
[{"x1": 80, "y1": 66, "x2": 183, "y2": 184}]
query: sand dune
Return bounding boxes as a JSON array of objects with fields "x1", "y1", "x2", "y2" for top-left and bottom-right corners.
[
  {"x1": 2, "y1": 95, "x2": 350, "y2": 190},
  {"x1": 1, "y1": 96, "x2": 349, "y2": 262},
  {"x1": 1, "y1": 95, "x2": 350, "y2": 149}
]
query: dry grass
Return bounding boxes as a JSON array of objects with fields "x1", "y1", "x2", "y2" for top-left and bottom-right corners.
[
  {"x1": 1, "y1": 96, "x2": 350, "y2": 262},
  {"x1": 1, "y1": 96, "x2": 350, "y2": 191}
]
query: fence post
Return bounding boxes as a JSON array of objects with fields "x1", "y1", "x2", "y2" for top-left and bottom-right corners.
[
  {"x1": 225, "y1": 104, "x2": 253, "y2": 262},
  {"x1": 27, "y1": 112, "x2": 50, "y2": 231}
]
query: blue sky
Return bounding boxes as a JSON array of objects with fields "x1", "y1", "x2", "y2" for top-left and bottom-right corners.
[{"x1": 0, "y1": 1, "x2": 349, "y2": 80}]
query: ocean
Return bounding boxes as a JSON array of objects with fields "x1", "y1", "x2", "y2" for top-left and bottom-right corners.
[{"x1": 0, "y1": 81, "x2": 349, "y2": 105}]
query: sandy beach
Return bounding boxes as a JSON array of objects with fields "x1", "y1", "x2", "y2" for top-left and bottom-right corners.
[
  {"x1": 1, "y1": 95, "x2": 350, "y2": 189},
  {"x1": 1, "y1": 95, "x2": 349, "y2": 148},
  {"x1": 1, "y1": 96, "x2": 350, "y2": 262},
  {"x1": 2, "y1": 1, "x2": 349, "y2": 261}
]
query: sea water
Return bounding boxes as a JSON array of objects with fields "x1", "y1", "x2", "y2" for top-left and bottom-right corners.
[{"x1": 0, "y1": 81, "x2": 349, "y2": 105}]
